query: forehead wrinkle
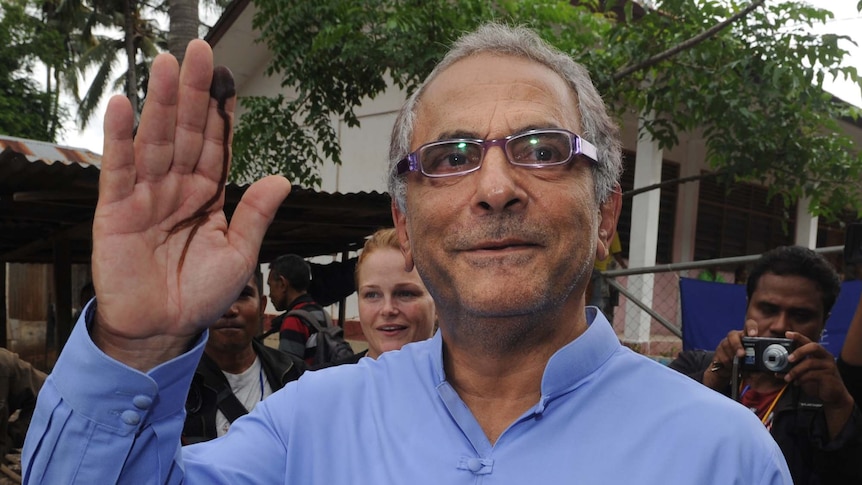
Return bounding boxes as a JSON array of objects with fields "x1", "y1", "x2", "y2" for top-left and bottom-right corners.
[
  {"x1": 418, "y1": 95, "x2": 578, "y2": 142},
  {"x1": 413, "y1": 53, "x2": 582, "y2": 149}
]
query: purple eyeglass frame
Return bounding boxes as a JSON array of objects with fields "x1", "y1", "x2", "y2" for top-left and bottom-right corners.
[{"x1": 394, "y1": 128, "x2": 598, "y2": 177}]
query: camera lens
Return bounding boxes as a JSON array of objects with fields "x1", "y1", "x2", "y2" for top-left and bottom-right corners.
[{"x1": 762, "y1": 344, "x2": 790, "y2": 372}]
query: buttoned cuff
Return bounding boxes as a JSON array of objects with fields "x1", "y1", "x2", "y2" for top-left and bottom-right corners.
[{"x1": 50, "y1": 298, "x2": 207, "y2": 436}]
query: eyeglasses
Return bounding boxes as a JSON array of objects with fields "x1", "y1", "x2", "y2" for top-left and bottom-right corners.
[{"x1": 395, "y1": 129, "x2": 598, "y2": 178}]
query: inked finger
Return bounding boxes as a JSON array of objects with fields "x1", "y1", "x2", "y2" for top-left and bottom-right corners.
[{"x1": 195, "y1": 68, "x2": 236, "y2": 186}]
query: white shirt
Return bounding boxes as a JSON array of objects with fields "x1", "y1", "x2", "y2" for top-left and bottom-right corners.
[{"x1": 215, "y1": 356, "x2": 273, "y2": 437}]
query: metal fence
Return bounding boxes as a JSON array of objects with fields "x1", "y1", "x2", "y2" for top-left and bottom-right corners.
[{"x1": 598, "y1": 246, "x2": 844, "y2": 362}]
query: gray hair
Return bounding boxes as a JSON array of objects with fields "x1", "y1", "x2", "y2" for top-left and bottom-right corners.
[{"x1": 387, "y1": 22, "x2": 622, "y2": 212}]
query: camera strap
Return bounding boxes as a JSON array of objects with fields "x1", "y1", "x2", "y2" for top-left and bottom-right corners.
[{"x1": 731, "y1": 356, "x2": 740, "y2": 401}]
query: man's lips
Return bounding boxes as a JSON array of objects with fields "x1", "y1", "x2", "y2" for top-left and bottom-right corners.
[
  {"x1": 212, "y1": 321, "x2": 244, "y2": 330},
  {"x1": 470, "y1": 238, "x2": 538, "y2": 251}
]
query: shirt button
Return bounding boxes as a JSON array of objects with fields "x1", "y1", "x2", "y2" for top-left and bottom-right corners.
[
  {"x1": 133, "y1": 395, "x2": 153, "y2": 410},
  {"x1": 121, "y1": 410, "x2": 141, "y2": 425},
  {"x1": 467, "y1": 458, "x2": 483, "y2": 472}
]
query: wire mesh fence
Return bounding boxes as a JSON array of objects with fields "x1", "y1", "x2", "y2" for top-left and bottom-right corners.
[{"x1": 597, "y1": 246, "x2": 844, "y2": 362}]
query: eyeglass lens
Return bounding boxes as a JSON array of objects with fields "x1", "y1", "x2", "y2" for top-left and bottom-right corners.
[{"x1": 419, "y1": 131, "x2": 573, "y2": 176}]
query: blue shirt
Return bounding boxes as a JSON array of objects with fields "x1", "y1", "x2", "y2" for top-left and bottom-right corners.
[{"x1": 23, "y1": 304, "x2": 791, "y2": 484}]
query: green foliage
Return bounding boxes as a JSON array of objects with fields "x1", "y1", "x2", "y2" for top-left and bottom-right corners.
[
  {"x1": 0, "y1": 2, "x2": 67, "y2": 140},
  {"x1": 235, "y1": 0, "x2": 862, "y2": 219},
  {"x1": 234, "y1": 0, "x2": 481, "y2": 184},
  {"x1": 599, "y1": 0, "x2": 862, "y2": 218},
  {"x1": 234, "y1": 0, "x2": 609, "y2": 185},
  {"x1": 72, "y1": 0, "x2": 167, "y2": 126},
  {"x1": 232, "y1": 95, "x2": 329, "y2": 186},
  {"x1": 0, "y1": 0, "x2": 224, "y2": 141}
]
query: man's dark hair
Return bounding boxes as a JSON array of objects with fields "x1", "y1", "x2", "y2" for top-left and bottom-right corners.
[
  {"x1": 252, "y1": 265, "x2": 264, "y2": 294},
  {"x1": 746, "y1": 245, "x2": 841, "y2": 316},
  {"x1": 270, "y1": 254, "x2": 311, "y2": 292}
]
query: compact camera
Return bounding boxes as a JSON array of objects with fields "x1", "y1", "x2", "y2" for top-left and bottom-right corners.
[{"x1": 740, "y1": 337, "x2": 797, "y2": 373}]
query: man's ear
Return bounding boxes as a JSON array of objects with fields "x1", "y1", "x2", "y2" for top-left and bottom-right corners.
[
  {"x1": 392, "y1": 200, "x2": 415, "y2": 272},
  {"x1": 596, "y1": 185, "x2": 622, "y2": 261}
]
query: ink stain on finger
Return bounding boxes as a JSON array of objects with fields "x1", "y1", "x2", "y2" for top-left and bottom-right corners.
[{"x1": 168, "y1": 66, "x2": 236, "y2": 276}]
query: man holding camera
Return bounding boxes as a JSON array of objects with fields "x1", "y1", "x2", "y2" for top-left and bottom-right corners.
[{"x1": 670, "y1": 245, "x2": 862, "y2": 484}]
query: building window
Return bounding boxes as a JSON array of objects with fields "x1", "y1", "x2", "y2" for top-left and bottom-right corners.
[
  {"x1": 617, "y1": 152, "x2": 679, "y2": 264},
  {"x1": 695, "y1": 175, "x2": 794, "y2": 260}
]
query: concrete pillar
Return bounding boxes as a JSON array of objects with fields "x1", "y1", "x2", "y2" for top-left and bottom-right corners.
[
  {"x1": 794, "y1": 197, "x2": 818, "y2": 249},
  {"x1": 672, "y1": 140, "x2": 704, "y2": 263},
  {"x1": 624, "y1": 115, "x2": 663, "y2": 345}
]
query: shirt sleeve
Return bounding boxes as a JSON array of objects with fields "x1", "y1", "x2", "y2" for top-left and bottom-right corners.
[{"x1": 21, "y1": 299, "x2": 206, "y2": 484}]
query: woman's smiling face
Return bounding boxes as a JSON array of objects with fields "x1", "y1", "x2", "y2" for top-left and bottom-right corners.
[{"x1": 357, "y1": 247, "x2": 436, "y2": 359}]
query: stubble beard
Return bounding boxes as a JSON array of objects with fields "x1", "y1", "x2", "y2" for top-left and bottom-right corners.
[
  {"x1": 410, "y1": 211, "x2": 595, "y2": 356},
  {"x1": 419, "y1": 249, "x2": 593, "y2": 357}
]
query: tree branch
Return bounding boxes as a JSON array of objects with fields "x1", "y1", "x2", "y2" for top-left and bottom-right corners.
[
  {"x1": 612, "y1": 0, "x2": 767, "y2": 82},
  {"x1": 622, "y1": 171, "x2": 723, "y2": 199}
]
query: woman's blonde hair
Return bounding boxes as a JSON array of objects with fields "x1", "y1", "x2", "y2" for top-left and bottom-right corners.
[{"x1": 355, "y1": 228, "x2": 400, "y2": 287}]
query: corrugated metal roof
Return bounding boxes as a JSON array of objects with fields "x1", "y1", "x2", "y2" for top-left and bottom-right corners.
[
  {"x1": 0, "y1": 135, "x2": 392, "y2": 263},
  {"x1": 0, "y1": 135, "x2": 101, "y2": 264},
  {"x1": 0, "y1": 135, "x2": 102, "y2": 167}
]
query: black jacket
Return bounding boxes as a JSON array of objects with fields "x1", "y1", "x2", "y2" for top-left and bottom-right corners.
[
  {"x1": 182, "y1": 339, "x2": 305, "y2": 444},
  {"x1": 670, "y1": 350, "x2": 862, "y2": 485}
]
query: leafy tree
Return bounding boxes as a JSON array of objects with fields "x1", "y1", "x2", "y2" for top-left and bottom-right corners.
[
  {"x1": 598, "y1": 0, "x2": 862, "y2": 219},
  {"x1": 234, "y1": 0, "x2": 484, "y2": 186},
  {"x1": 166, "y1": 0, "x2": 199, "y2": 64},
  {"x1": 0, "y1": 2, "x2": 67, "y2": 140},
  {"x1": 71, "y1": 0, "x2": 166, "y2": 126},
  {"x1": 71, "y1": 0, "x2": 227, "y2": 127},
  {"x1": 234, "y1": 0, "x2": 862, "y2": 218}
]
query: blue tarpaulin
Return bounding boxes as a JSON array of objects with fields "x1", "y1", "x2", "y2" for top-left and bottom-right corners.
[{"x1": 679, "y1": 277, "x2": 861, "y2": 355}]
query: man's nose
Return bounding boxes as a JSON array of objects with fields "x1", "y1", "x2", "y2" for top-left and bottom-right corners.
[
  {"x1": 470, "y1": 147, "x2": 527, "y2": 213},
  {"x1": 768, "y1": 313, "x2": 791, "y2": 336},
  {"x1": 222, "y1": 302, "x2": 239, "y2": 318}
]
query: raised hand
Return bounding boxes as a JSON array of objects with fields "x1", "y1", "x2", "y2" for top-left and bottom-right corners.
[
  {"x1": 702, "y1": 320, "x2": 758, "y2": 390},
  {"x1": 784, "y1": 331, "x2": 854, "y2": 438},
  {"x1": 91, "y1": 40, "x2": 291, "y2": 371}
]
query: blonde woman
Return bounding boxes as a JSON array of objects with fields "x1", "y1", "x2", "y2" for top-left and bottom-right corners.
[{"x1": 348, "y1": 228, "x2": 436, "y2": 363}]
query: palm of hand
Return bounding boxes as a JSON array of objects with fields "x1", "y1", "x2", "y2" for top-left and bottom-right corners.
[{"x1": 90, "y1": 40, "x2": 290, "y2": 368}]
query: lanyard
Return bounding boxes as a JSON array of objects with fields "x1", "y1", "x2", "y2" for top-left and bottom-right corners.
[{"x1": 739, "y1": 382, "x2": 789, "y2": 425}]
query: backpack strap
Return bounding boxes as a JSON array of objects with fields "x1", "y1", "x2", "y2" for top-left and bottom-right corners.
[
  {"x1": 287, "y1": 308, "x2": 332, "y2": 332},
  {"x1": 198, "y1": 354, "x2": 250, "y2": 424},
  {"x1": 255, "y1": 309, "x2": 326, "y2": 341},
  {"x1": 216, "y1": 387, "x2": 250, "y2": 424}
]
